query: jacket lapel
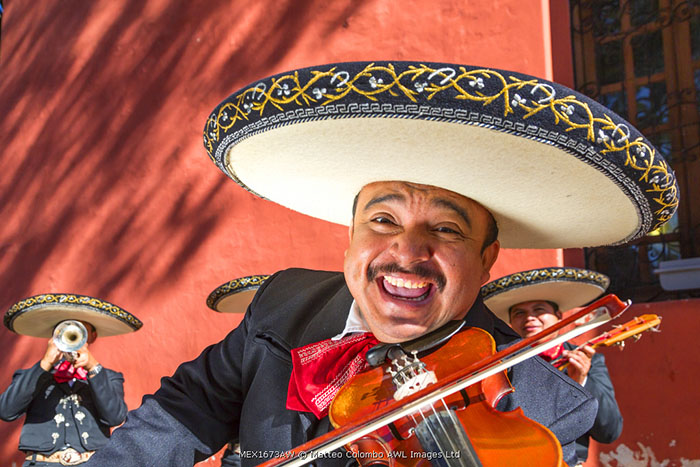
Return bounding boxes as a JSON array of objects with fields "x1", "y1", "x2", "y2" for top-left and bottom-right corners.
[{"x1": 298, "y1": 281, "x2": 353, "y2": 347}]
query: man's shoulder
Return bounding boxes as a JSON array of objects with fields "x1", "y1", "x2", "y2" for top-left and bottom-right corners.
[
  {"x1": 254, "y1": 268, "x2": 346, "y2": 305},
  {"x1": 101, "y1": 367, "x2": 124, "y2": 378},
  {"x1": 244, "y1": 268, "x2": 352, "y2": 344},
  {"x1": 265, "y1": 268, "x2": 345, "y2": 288}
]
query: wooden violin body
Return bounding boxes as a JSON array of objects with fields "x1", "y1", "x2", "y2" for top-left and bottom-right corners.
[
  {"x1": 330, "y1": 328, "x2": 563, "y2": 466},
  {"x1": 259, "y1": 294, "x2": 629, "y2": 467}
]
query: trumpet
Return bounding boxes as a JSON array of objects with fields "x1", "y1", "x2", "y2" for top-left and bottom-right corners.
[{"x1": 53, "y1": 320, "x2": 88, "y2": 361}]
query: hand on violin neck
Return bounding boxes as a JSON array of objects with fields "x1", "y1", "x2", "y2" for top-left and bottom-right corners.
[{"x1": 562, "y1": 345, "x2": 595, "y2": 385}]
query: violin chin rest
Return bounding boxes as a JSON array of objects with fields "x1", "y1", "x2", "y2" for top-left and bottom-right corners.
[{"x1": 365, "y1": 320, "x2": 467, "y2": 367}]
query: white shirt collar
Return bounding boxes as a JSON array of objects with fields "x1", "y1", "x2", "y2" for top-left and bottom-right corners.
[{"x1": 332, "y1": 300, "x2": 370, "y2": 340}]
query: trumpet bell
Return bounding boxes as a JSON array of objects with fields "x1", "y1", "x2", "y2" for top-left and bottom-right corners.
[{"x1": 53, "y1": 320, "x2": 88, "y2": 353}]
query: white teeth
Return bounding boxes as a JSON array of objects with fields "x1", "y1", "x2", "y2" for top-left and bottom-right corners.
[{"x1": 384, "y1": 276, "x2": 428, "y2": 289}]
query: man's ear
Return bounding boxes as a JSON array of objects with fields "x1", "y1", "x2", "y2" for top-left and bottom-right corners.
[
  {"x1": 480, "y1": 240, "x2": 500, "y2": 284},
  {"x1": 344, "y1": 223, "x2": 354, "y2": 258}
]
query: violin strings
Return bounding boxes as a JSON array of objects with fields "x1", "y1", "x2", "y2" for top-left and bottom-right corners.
[
  {"x1": 417, "y1": 401, "x2": 455, "y2": 461},
  {"x1": 416, "y1": 406, "x2": 446, "y2": 456},
  {"x1": 433, "y1": 398, "x2": 465, "y2": 459}
]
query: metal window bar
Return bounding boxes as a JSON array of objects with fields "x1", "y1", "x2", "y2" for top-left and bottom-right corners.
[{"x1": 571, "y1": 0, "x2": 700, "y2": 302}]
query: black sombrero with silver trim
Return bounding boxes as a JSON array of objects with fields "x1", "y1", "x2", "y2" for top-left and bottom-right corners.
[
  {"x1": 4, "y1": 293, "x2": 143, "y2": 338},
  {"x1": 204, "y1": 61, "x2": 678, "y2": 249},
  {"x1": 481, "y1": 267, "x2": 610, "y2": 323},
  {"x1": 206, "y1": 275, "x2": 270, "y2": 313}
]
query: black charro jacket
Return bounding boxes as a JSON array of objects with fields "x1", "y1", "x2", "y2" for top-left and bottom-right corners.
[
  {"x1": 0, "y1": 360, "x2": 127, "y2": 454},
  {"x1": 563, "y1": 342, "x2": 623, "y2": 462},
  {"x1": 87, "y1": 269, "x2": 597, "y2": 466}
]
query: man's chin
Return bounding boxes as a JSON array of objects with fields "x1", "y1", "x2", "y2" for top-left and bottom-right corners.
[{"x1": 372, "y1": 318, "x2": 435, "y2": 343}]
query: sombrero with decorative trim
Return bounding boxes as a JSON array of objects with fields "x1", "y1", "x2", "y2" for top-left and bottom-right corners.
[
  {"x1": 204, "y1": 61, "x2": 678, "y2": 248},
  {"x1": 206, "y1": 275, "x2": 270, "y2": 313},
  {"x1": 4, "y1": 293, "x2": 143, "y2": 338},
  {"x1": 481, "y1": 267, "x2": 610, "y2": 323}
]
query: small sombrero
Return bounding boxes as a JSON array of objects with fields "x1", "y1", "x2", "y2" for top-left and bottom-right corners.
[
  {"x1": 206, "y1": 275, "x2": 270, "y2": 313},
  {"x1": 4, "y1": 293, "x2": 143, "y2": 338},
  {"x1": 204, "y1": 61, "x2": 678, "y2": 249},
  {"x1": 481, "y1": 267, "x2": 610, "y2": 323}
]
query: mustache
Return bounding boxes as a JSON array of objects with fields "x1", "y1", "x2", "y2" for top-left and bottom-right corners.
[{"x1": 367, "y1": 262, "x2": 446, "y2": 292}]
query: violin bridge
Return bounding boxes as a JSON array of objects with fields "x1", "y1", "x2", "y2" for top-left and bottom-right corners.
[{"x1": 387, "y1": 351, "x2": 438, "y2": 401}]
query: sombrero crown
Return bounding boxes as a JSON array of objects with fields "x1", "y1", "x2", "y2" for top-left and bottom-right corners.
[{"x1": 204, "y1": 61, "x2": 678, "y2": 248}]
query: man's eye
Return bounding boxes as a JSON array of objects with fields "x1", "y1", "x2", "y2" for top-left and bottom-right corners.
[
  {"x1": 371, "y1": 216, "x2": 394, "y2": 224},
  {"x1": 435, "y1": 226, "x2": 462, "y2": 235}
]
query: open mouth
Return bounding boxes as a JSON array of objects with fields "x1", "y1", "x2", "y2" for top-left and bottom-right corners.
[{"x1": 379, "y1": 275, "x2": 434, "y2": 302}]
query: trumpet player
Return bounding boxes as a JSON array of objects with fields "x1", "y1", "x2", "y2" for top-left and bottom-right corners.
[{"x1": 0, "y1": 294, "x2": 142, "y2": 466}]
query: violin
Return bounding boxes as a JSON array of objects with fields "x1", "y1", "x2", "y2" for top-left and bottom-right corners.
[
  {"x1": 551, "y1": 314, "x2": 661, "y2": 370},
  {"x1": 261, "y1": 294, "x2": 630, "y2": 467}
]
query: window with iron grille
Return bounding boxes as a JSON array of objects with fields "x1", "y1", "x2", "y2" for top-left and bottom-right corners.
[{"x1": 571, "y1": 0, "x2": 700, "y2": 302}]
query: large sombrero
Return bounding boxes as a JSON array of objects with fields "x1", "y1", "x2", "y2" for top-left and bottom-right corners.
[
  {"x1": 206, "y1": 275, "x2": 270, "y2": 313},
  {"x1": 204, "y1": 61, "x2": 678, "y2": 248},
  {"x1": 4, "y1": 293, "x2": 143, "y2": 338},
  {"x1": 481, "y1": 267, "x2": 610, "y2": 323}
]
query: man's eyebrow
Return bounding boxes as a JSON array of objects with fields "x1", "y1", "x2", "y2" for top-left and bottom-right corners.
[
  {"x1": 432, "y1": 198, "x2": 472, "y2": 228},
  {"x1": 363, "y1": 193, "x2": 405, "y2": 211}
]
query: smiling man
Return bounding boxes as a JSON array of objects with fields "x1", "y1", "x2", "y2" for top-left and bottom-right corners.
[
  {"x1": 344, "y1": 181, "x2": 500, "y2": 343},
  {"x1": 87, "y1": 61, "x2": 677, "y2": 467}
]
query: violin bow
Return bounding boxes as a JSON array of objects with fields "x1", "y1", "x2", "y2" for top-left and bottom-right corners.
[
  {"x1": 261, "y1": 294, "x2": 630, "y2": 467},
  {"x1": 551, "y1": 313, "x2": 661, "y2": 369}
]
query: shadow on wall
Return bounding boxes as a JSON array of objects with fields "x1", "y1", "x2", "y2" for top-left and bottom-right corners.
[
  {"x1": 0, "y1": 0, "x2": 362, "y2": 306},
  {"x1": 0, "y1": 0, "x2": 362, "y2": 462}
]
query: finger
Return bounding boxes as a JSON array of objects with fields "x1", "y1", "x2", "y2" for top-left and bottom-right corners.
[
  {"x1": 567, "y1": 353, "x2": 586, "y2": 369},
  {"x1": 570, "y1": 349, "x2": 593, "y2": 364},
  {"x1": 568, "y1": 359, "x2": 583, "y2": 372},
  {"x1": 580, "y1": 345, "x2": 596, "y2": 357}
]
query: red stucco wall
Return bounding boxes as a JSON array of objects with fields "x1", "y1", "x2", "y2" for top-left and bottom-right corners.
[
  {"x1": 4, "y1": 1, "x2": 689, "y2": 465},
  {"x1": 582, "y1": 299, "x2": 700, "y2": 467}
]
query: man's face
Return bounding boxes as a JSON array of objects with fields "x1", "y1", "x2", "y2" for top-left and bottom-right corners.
[
  {"x1": 343, "y1": 181, "x2": 500, "y2": 343},
  {"x1": 79, "y1": 320, "x2": 98, "y2": 344},
  {"x1": 508, "y1": 300, "x2": 562, "y2": 338}
]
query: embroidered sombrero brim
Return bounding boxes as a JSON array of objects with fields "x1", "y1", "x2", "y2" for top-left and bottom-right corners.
[
  {"x1": 4, "y1": 294, "x2": 143, "y2": 338},
  {"x1": 206, "y1": 275, "x2": 270, "y2": 313},
  {"x1": 204, "y1": 61, "x2": 677, "y2": 249},
  {"x1": 481, "y1": 267, "x2": 610, "y2": 323}
]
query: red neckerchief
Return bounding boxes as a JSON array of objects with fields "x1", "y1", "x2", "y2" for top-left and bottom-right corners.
[
  {"x1": 53, "y1": 360, "x2": 88, "y2": 383},
  {"x1": 539, "y1": 343, "x2": 564, "y2": 362},
  {"x1": 286, "y1": 332, "x2": 379, "y2": 419}
]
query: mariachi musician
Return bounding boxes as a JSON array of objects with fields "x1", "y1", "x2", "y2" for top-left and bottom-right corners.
[
  {"x1": 0, "y1": 294, "x2": 142, "y2": 466},
  {"x1": 207, "y1": 274, "x2": 270, "y2": 467},
  {"x1": 87, "y1": 61, "x2": 677, "y2": 466},
  {"x1": 482, "y1": 267, "x2": 624, "y2": 465}
]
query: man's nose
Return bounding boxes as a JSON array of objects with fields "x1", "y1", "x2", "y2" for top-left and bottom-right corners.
[
  {"x1": 389, "y1": 228, "x2": 432, "y2": 264},
  {"x1": 525, "y1": 310, "x2": 543, "y2": 320}
]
